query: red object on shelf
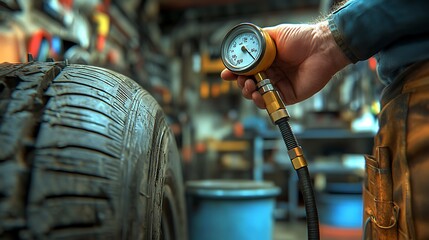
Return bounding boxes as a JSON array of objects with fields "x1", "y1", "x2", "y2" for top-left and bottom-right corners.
[
  {"x1": 28, "y1": 30, "x2": 52, "y2": 59},
  {"x1": 96, "y1": 35, "x2": 106, "y2": 52},
  {"x1": 59, "y1": 0, "x2": 73, "y2": 9},
  {"x1": 368, "y1": 57, "x2": 377, "y2": 71}
]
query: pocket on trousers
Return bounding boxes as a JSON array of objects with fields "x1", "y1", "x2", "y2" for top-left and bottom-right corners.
[{"x1": 363, "y1": 147, "x2": 398, "y2": 240}]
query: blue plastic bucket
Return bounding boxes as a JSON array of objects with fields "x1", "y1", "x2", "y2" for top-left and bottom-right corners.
[
  {"x1": 186, "y1": 180, "x2": 280, "y2": 240},
  {"x1": 318, "y1": 192, "x2": 363, "y2": 228}
]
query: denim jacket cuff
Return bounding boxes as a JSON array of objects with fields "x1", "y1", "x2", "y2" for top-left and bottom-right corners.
[{"x1": 327, "y1": 15, "x2": 359, "y2": 64}]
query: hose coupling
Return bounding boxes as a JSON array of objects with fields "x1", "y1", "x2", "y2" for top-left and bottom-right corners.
[
  {"x1": 254, "y1": 72, "x2": 289, "y2": 123},
  {"x1": 288, "y1": 146, "x2": 308, "y2": 170}
]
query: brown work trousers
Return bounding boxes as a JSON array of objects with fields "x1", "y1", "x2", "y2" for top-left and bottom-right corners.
[{"x1": 364, "y1": 62, "x2": 429, "y2": 240}]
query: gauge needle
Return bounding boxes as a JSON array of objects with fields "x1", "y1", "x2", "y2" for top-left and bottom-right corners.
[{"x1": 241, "y1": 46, "x2": 255, "y2": 60}]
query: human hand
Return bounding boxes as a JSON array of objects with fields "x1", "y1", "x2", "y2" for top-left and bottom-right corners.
[{"x1": 221, "y1": 21, "x2": 351, "y2": 108}]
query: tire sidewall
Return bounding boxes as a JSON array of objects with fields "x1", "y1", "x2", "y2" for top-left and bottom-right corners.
[{"x1": 118, "y1": 80, "x2": 187, "y2": 240}]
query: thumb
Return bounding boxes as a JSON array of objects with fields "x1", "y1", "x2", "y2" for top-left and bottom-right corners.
[
  {"x1": 262, "y1": 25, "x2": 287, "y2": 49},
  {"x1": 262, "y1": 26, "x2": 278, "y2": 40}
]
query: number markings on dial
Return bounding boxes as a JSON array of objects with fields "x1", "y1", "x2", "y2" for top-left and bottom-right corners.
[{"x1": 227, "y1": 32, "x2": 260, "y2": 68}]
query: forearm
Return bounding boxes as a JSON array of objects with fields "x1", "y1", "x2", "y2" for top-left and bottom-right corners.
[{"x1": 328, "y1": 0, "x2": 429, "y2": 63}]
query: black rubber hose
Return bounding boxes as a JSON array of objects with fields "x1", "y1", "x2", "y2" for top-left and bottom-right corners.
[
  {"x1": 296, "y1": 167, "x2": 320, "y2": 240},
  {"x1": 276, "y1": 118, "x2": 320, "y2": 240},
  {"x1": 276, "y1": 118, "x2": 298, "y2": 151}
]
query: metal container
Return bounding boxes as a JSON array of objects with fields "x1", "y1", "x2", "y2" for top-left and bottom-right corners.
[{"x1": 186, "y1": 179, "x2": 280, "y2": 240}]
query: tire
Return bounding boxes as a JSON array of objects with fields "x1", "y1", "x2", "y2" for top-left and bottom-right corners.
[{"x1": 0, "y1": 61, "x2": 187, "y2": 240}]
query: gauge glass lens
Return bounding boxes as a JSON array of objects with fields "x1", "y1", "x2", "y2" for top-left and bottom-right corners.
[{"x1": 226, "y1": 32, "x2": 260, "y2": 69}]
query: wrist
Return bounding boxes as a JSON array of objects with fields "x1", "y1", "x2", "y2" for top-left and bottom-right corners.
[{"x1": 314, "y1": 21, "x2": 351, "y2": 72}]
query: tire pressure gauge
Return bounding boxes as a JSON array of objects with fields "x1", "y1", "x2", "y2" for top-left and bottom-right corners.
[
  {"x1": 220, "y1": 22, "x2": 288, "y2": 123},
  {"x1": 221, "y1": 23, "x2": 276, "y2": 76},
  {"x1": 220, "y1": 24, "x2": 320, "y2": 240}
]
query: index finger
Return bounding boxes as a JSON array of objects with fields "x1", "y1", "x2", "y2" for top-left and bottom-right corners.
[{"x1": 220, "y1": 69, "x2": 237, "y2": 81}]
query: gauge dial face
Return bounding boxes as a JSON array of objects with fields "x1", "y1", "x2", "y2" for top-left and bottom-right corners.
[
  {"x1": 221, "y1": 23, "x2": 266, "y2": 74},
  {"x1": 226, "y1": 32, "x2": 261, "y2": 69},
  {"x1": 221, "y1": 23, "x2": 276, "y2": 75}
]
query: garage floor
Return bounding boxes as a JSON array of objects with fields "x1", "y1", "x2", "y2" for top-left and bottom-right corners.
[
  {"x1": 273, "y1": 221, "x2": 307, "y2": 240},
  {"x1": 273, "y1": 220, "x2": 362, "y2": 240}
]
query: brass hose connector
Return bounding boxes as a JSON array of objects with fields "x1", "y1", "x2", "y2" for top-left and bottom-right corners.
[
  {"x1": 288, "y1": 146, "x2": 308, "y2": 170},
  {"x1": 254, "y1": 72, "x2": 289, "y2": 123}
]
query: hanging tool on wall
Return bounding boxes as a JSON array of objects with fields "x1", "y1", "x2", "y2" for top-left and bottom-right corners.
[{"x1": 93, "y1": 3, "x2": 110, "y2": 52}]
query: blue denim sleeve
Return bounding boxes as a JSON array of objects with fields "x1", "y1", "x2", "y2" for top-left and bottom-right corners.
[{"x1": 328, "y1": 0, "x2": 429, "y2": 63}]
